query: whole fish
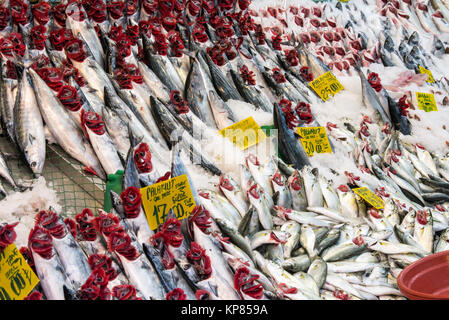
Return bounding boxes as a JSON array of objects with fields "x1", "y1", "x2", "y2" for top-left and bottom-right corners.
[
  {"x1": 28, "y1": 226, "x2": 77, "y2": 300},
  {"x1": 82, "y1": 110, "x2": 124, "y2": 176},
  {"x1": 36, "y1": 211, "x2": 92, "y2": 290},
  {"x1": 357, "y1": 67, "x2": 391, "y2": 126},
  {"x1": 273, "y1": 103, "x2": 310, "y2": 170},
  {"x1": 0, "y1": 60, "x2": 18, "y2": 145},
  {"x1": 142, "y1": 36, "x2": 184, "y2": 93},
  {"x1": 207, "y1": 90, "x2": 236, "y2": 130},
  {"x1": 29, "y1": 68, "x2": 106, "y2": 180},
  {"x1": 184, "y1": 57, "x2": 217, "y2": 128},
  {"x1": 66, "y1": 2, "x2": 105, "y2": 68}
]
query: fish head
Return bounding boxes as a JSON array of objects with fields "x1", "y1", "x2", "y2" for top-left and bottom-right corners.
[
  {"x1": 28, "y1": 225, "x2": 53, "y2": 259},
  {"x1": 219, "y1": 174, "x2": 235, "y2": 192}
]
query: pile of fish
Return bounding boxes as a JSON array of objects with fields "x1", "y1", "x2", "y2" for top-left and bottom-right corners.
[{"x1": 1, "y1": 0, "x2": 449, "y2": 300}]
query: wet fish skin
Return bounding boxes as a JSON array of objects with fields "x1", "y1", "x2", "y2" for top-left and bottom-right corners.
[
  {"x1": 219, "y1": 173, "x2": 248, "y2": 217},
  {"x1": 321, "y1": 241, "x2": 367, "y2": 262},
  {"x1": 230, "y1": 69, "x2": 272, "y2": 113},
  {"x1": 184, "y1": 57, "x2": 217, "y2": 128},
  {"x1": 207, "y1": 91, "x2": 236, "y2": 130},
  {"x1": 307, "y1": 257, "x2": 327, "y2": 289},
  {"x1": 282, "y1": 255, "x2": 311, "y2": 273},
  {"x1": 200, "y1": 50, "x2": 242, "y2": 102},
  {"x1": 29, "y1": 226, "x2": 77, "y2": 300},
  {"x1": 299, "y1": 224, "x2": 318, "y2": 259},
  {"x1": 0, "y1": 63, "x2": 18, "y2": 145},
  {"x1": 247, "y1": 183, "x2": 273, "y2": 230},
  {"x1": 281, "y1": 221, "x2": 301, "y2": 259},
  {"x1": 0, "y1": 148, "x2": 19, "y2": 189},
  {"x1": 214, "y1": 217, "x2": 254, "y2": 261},
  {"x1": 273, "y1": 103, "x2": 310, "y2": 171},
  {"x1": 250, "y1": 229, "x2": 290, "y2": 250},
  {"x1": 66, "y1": 3, "x2": 105, "y2": 68},
  {"x1": 102, "y1": 106, "x2": 131, "y2": 161},
  {"x1": 29, "y1": 68, "x2": 106, "y2": 180},
  {"x1": 317, "y1": 229, "x2": 341, "y2": 254},
  {"x1": 435, "y1": 228, "x2": 449, "y2": 253},
  {"x1": 51, "y1": 218, "x2": 93, "y2": 290},
  {"x1": 142, "y1": 36, "x2": 184, "y2": 94},
  {"x1": 357, "y1": 67, "x2": 392, "y2": 126},
  {"x1": 84, "y1": 114, "x2": 124, "y2": 177},
  {"x1": 288, "y1": 170, "x2": 308, "y2": 211},
  {"x1": 238, "y1": 205, "x2": 260, "y2": 237}
]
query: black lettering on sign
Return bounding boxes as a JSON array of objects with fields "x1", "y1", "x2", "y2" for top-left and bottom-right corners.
[
  {"x1": 174, "y1": 203, "x2": 185, "y2": 219},
  {"x1": 0, "y1": 286, "x2": 10, "y2": 300},
  {"x1": 10, "y1": 271, "x2": 26, "y2": 296}
]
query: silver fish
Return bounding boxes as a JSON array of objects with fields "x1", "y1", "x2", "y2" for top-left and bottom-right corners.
[{"x1": 29, "y1": 68, "x2": 106, "y2": 180}]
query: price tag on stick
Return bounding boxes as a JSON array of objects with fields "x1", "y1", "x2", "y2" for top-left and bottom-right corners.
[
  {"x1": 297, "y1": 126, "x2": 332, "y2": 157},
  {"x1": 140, "y1": 174, "x2": 196, "y2": 230},
  {"x1": 352, "y1": 187, "x2": 385, "y2": 209},
  {"x1": 0, "y1": 244, "x2": 39, "y2": 300},
  {"x1": 309, "y1": 71, "x2": 344, "y2": 101}
]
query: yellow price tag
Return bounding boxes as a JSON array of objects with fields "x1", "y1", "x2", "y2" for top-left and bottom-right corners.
[
  {"x1": 309, "y1": 71, "x2": 344, "y2": 101},
  {"x1": 352, "y1": 187, "x2": 384, "y2": 209},
  {"x1": 297, "y1": 126, "x2": 332, "y2": 157},
  {"x1": 140, "y1": 174, "x2": 196, "y2": 230},
  {"x1": 218, "y1": 116, "x2": 267, "y2": 150},
  {"x1": 416, "y1": 92, "x2": 438, "y2": 112},
  {"x1": 418, "y1": 65, "x2": 435, "y2": 83},
  {"x1": 0, "y1": 243, "x2": 39, "y2": 300}
]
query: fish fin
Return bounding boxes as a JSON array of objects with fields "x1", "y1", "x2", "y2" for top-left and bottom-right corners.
[
  {"x1": 181, "y1": 49, "x2": 198, "y2": 58},
  {"x1": 205, "y1": 280, "x2": 218, "y2": 297},
  {"x1": 28, "y1": 134, "x2": 35, "y2": 145},
  {"x1": 63, "y1": 285, "x2": 79, "y2": 300},
  {"x1": 272, "y1": 191, "x2": 280, "y2": 206}
]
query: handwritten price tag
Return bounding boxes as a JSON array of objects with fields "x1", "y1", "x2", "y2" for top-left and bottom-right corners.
[
  {"x1": 140, "y1": 174, "x2": 196, "y2": 230},
  {"x1": 297, "y1": 126, "x2": 332, "y2": 157},
  {"x1": 416, "y1": 92, "x2": 438, "y2": 112},
  {"x1": 352, "y1": 187, "x2": 384, "y2": 209},
  {"x1": 0, "y1": 244, "x2": 39, "y2": 300},
  {"x1": 218, "y1": 116, "x2": 267, "y2": 150},
  {"x1": 309, "y1": 71, "x2": 344, "y2": 101},
  {"x1": 418, "y1": 65, "x2": 435, "y2": 83}
]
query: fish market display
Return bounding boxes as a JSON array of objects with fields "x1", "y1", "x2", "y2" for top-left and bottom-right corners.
[{"x1": 2, "y1": 0, "x2": 449, "y2": 301}]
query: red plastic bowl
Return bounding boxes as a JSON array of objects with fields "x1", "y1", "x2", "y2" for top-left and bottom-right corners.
[{"x1": 397, "y1": 250, "x2": 449, "y2": 300}]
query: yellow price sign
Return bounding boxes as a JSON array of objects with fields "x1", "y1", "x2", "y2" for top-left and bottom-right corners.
[
  {"x1": 297, "y1": 126, "x2": 332, "y2": 157},
  {"x1": 0, "y1": 243, "x2": 39, "y2": 300},
  {"x1": 309, "y1": 71, "x2": 344, "y2": 101},
  {"x1": 218, "y1": 116, "x2": 267, "y2": 150},
  {"x1": 418, "y1": 65, "x2": 435, "y2": 83},
  {"x1": 140, "y1": 174, "x2": 196, "y2": 230},
  {"x1": 352, "y1": 187, "x2": 384, "y2": 209},
  {"x1": 416, "y1": 92, "x2": 438, "y2": 112}
]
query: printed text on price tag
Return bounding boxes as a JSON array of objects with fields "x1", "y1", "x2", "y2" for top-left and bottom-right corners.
[
  {"x1": 297, "y1": 126, "x2": 332, "y2": 157},
  {"x1": 309, "y1": 71, "x2": 344, "y2": 101},
  {"x1": 140, "y1": 174, "x2": 196, "y2": 230},
  {"x1": 416, "y1": 92, "x2": 438, "y2": 112},
  {"x1": 0, "y1": 243, "x2": 39, "y2": 300},
  {"x1": 418, "y1": 65, "x2": 435, "y2": 83},
  {"x1": 353, "y1": 187, "x2": 385, "y2": 209},
  {"x1": 218, "y1": 116, "x2": 267, "y2": 150}
]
